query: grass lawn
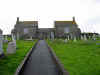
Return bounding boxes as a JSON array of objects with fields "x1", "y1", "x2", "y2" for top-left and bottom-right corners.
[
  {"x1": 0, "y1": 40, "x2": 36, "y2": 75},
  {"x1": 47, "y1": 39, "x2": 100, "y2": 75}
]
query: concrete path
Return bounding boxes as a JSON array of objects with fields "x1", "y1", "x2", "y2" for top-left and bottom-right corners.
[{"x1": 20, "y1": 40, "x2": 59, "y2": 75}]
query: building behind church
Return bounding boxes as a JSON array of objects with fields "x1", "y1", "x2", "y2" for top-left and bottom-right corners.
[{"x1": 12, "y1": 17, "x2": 81, "y2": 40}]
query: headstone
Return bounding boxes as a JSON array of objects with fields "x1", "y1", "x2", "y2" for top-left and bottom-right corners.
[
  {"x1": 7, "y1": 42, "x2": 16, "y2": 54},
  {"x1": 88, "y1": 36, "x2": 91, "y2": 39},
  {"x1": 7, "y1": 34, "x2": 16, "y2": 54},
  {"x1": 17, "y1": 32, "x2": 19, "y2": 40},
  {"x1": 0, "y1": 34, "x2": 3, "y2": 55},
  {"x1": 68, "y1": 35, "x2": 70, "y2": 40},
  {"x1": 74, "y1": 37, "x2": 77, "y2": 42},
  {"x1": 64, "y1": 39, "x2": 67, "y2": 43},
  {"x1": 81, "y1": 35, "x2": 83, "y2": 40},
  {"x1": 93, "y1": 34, "x2": 96, "y2": 40},
  {"x1": 0, "y1": 29, "x2": 3, "y2": 57},
  {"x1": 12, "y1": 34, "x2": 16, "y2": 47},
  {"x1": 51, "y1": 32, "x2": 54, "y2": 40},
  {"x1": 30, "y1": 36, "x2": 33, "y2": 40},
  {"x1": 84, "y1": 34, "x2": 87, "y2": 40}
]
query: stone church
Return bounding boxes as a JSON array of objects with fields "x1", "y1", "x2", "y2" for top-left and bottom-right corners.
[
  {"x1": 54, "y1": 17, "x2": 81, "y2": 39},
  {"x1": 12, "y1": 17, "x2": 81, "y2": 40},
  {"x1": 12, "y1": 17, "x2": 38, "y2": 40}
]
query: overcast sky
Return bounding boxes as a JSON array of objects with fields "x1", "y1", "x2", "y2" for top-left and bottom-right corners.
[{"x1": 0, "y1": 0, "x2": 100, "y2": 34}]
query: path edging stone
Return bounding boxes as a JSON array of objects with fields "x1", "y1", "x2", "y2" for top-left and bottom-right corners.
[
  {"x1": 15, "y1": 40, "x2": 39, "y2": 75},
  {"x1": 46, "y1": 41, "x2": 69, "y2": 75}
]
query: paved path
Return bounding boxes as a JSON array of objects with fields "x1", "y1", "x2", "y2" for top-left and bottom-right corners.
[{"x1": 20, "y1": 40, "x2": 59, "y2": 75}]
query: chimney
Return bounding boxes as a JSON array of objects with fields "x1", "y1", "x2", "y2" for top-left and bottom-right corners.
[
  {"x1": 73, "y1": 16, "x2": 75, "y2": 22},
  {"x1": 72, "y1": 16, "x2": 76, "y2": 24},
  {"x1": 16, "y1": 17, "x2": 19, "y2": 24}
]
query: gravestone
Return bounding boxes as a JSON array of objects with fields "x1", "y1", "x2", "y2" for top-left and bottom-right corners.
[
  {"x1": 12, "y1": 34, "x2": 16, "y2": 47},
  {"x1": 51, "y1": 32, "x2": 54, "y2": 40},
  {"x1": 92, "y1": 34, "x2": 96, "y2": 41},
  {"x1": 30, "y1": 36, "x2": 33, "y2": 40},
  {"x1": 81, "y1": 35, "x2": 83, "y2": 40},
  {"x1": 7, "y1": 42, "x2": 16, "y2": 54},
  {"x1": 68, "y1": 35, "x2": 70, "y2": 40},
  {"x1": 7, "y1": 34, "x2": 16, "y2": 54},
  {"x1": 84, "y1": 34, "x2": 87, "y2": 40},
  {"x1": 0, "y1": 29, "x2": 3, "y2": 56},
  {"x1": 64, "y1": 39, "x2": 67, "y2": 43},
  {"x1": 88, "y1": 36, "x2": 91, "y2": 39},
  {"x1": 0, "y1": 35, "x2": 3, "y2": 55},
  {"x1": 74, "y1": 37, "x2": 77, "y2": 42},
  {"x1": 17, "y1": 32, "x2": 19, "y2": 40}
]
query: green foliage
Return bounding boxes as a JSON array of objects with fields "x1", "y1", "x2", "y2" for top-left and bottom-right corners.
[
  {"x1": 47, "y1": 39, "x2": 100, "y2": 75},
  {"x1": 0, "y1": 40, "x2": 36, "y2": 75},
  {"x1": 7, "y1": 36, "x2": 12, "y2": 41}
]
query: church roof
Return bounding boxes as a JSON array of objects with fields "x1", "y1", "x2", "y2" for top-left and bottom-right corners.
[
  {"x1": 54, "y1": 21, "x2": 76, "y2": 27},
  {"x1": 23, "y1": 21, "x2": 38, "y2": 24},
  {"x1": 55, "y1": 21, "x2": 75, "y2": 24}
]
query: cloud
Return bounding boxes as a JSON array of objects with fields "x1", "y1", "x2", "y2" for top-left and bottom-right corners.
[
  {"x1": 94, "y1": 0, "x2": 100, "y2": 3},
  {"x1": 86, "y1": 16, "x2": 100, "y2": 24},
  {"x1": 0, "y1": 0, "x2": 100, "y2": 34}
]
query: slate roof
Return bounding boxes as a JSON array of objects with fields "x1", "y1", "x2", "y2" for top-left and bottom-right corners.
[
  {"x1": 23, "y1": 21, "x2": 38, "y2": 24},
  {"x1": 17, "y1": 21, "x2": 38, "y2": 25},
  {"x1": 54, "y1": 21, "x2": 76, "y2": 27}
]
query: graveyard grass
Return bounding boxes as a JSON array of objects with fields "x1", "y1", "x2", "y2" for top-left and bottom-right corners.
[
  {"x1": 47, "y1": 39, "x2": 100, "y2": 75},
  {"x1": 0, "y1": 40, "x2": 36, "y2": 75}
]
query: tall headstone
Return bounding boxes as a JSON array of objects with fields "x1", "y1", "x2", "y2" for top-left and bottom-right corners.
[
  {"x1": 84, "y1": 34, "x2": 87, "y2": 40},
  {"x1": 17, "y1": 32, "x2": 19, "y2": 40},
  {"x1": 0, "y1": 29, "x2": 3, "y2": 56},
  {"x1": 30, "y1": 36, "x2": 33, "y2": 40},
  {"x1": 7, "y1": 34, "x2": 16, "y2": 54},
  {"x1": 93, "y1": 33, "x2": 96, "y2": 40},
  {"x1": 51, "y1": 32, "x2": 54, "y2": 40},
  {"x1": 12, "y1": 34, "x2": 16, "y2": 47},
  {"x1": 68, "y1": 35, "x2": 70, "y2": 40},
  {"x1": 81, "y1": 35, "x2": 83, "y2": 40},
  {"x1": 74, "y1": 37, "x2": 77, "y2": 42}
]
